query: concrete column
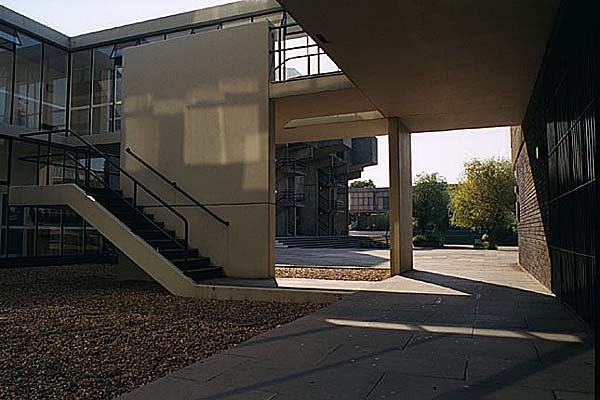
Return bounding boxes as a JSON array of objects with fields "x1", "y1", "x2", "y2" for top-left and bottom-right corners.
[{"x1": 388, "y1": 118, "x2": 413, "y2": 275}]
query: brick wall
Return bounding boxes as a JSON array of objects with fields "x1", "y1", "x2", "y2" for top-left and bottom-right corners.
[
  {"x1": 516, "y1": 0, "x2": 597, "y2": 326},
  {"x1": 513, "y1": 132, "x2": 551, "y2": 288}
]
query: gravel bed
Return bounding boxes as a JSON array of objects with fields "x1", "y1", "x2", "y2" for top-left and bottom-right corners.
[
  {"x1": 0, "y1": 265, "x2": 328, "y2": 400},
  {"x1": 275, "y1": 266, "x2": 390, "y2": 281}
]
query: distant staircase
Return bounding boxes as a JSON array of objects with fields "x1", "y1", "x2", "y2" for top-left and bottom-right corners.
[{"x1": 276, "y1": 235, "x2": 387, "y2": 249}]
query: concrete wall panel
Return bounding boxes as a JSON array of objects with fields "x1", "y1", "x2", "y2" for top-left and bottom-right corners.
[{"x1": 122, "y1": 22, "x2": 274, "y2": 278}]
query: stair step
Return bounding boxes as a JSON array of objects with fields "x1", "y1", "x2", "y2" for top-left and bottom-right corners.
[
  {"x1": 124, "y1": 220, "x2": 165, "y2": 230},
  {"x1": 159, "y1": 248, "x2": 199, "y2": 260},
  {"x1": 146, "y1": 238, "x2": 187, "y2": 250},
  {"x1": 171, "y1": 257, "x2": 212, "y2": 270},
  {"x1": 133, "y1": 229, "x2": 177, "y2": 240},
  {"x1": 112, "y1": 212, "x2": 155, "y2": 222},
  {"x1": 184, "y1": 266, "x2": 223, "y2": 281},
  {"x1": 104, "y1": 203, "x2": 143, "y2": 213},
  {"x1": 78, "y1": 188, "x2": 222, "y2": 281}
]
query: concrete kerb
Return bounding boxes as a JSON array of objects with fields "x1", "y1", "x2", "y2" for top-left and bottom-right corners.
[{"x1": 191, "y1": 283, "x2": 350, "y2": 304}]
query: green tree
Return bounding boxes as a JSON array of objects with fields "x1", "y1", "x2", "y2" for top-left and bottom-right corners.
[
  {"x1": 450, "y1": 159, "x2": 516, "y2": 248},
  {"x1": 412, "y1": 173, "x2": 450, "y2": 235},
  {"x1": 349, "y1": 179, "x2": 376, "y2": 188}
]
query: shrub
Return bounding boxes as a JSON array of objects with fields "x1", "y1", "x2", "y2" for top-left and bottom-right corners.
[{"x1": 413, "y1": 232, "x2": 444, "y2": 247}]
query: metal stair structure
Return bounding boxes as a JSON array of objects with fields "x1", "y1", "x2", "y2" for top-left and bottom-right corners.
[{"x1": 13, "y1": 129, "x2": 228, "y2": 287}]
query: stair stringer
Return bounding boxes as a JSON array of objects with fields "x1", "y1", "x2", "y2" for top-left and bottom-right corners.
[{"x1": 9, "y1": 184, "x2": 196, "y2": 297}]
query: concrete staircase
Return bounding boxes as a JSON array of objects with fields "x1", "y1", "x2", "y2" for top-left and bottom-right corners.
[
  {"x1": 87, "y1": 188, "x2": 223, "y2": 282},
  {"x1": 11, "y1": 184, "x2": 223, "y2": 294},
  {"x1": 276, "y1": 235, "x2": 387, "y2": 249}
]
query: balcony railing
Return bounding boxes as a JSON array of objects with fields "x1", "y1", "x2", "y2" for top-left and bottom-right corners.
[{"x1": 270, "y1": 17, "x2": 342, "y2": 82}]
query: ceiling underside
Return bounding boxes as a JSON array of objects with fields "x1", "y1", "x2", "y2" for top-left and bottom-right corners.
[{"x1": 277, "y1": 0, "x2": 559, "y2": 132}]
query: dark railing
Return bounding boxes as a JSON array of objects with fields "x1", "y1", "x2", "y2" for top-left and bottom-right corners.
[
  {"x1": 19, "y1": 129, "x2": 191, "y2": 258},
  {"x1": 125, "y1": 147, "x2": 229, "y2": 227}
]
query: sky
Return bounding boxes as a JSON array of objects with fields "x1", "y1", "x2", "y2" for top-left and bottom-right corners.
[
  {"x1": 358, "y1": 127, "x2": 511, "y2": 186},
  {"x1": 2, "y1": 1, "x2": 512, "y2": 183},
  {"x1": 0, "y1": 0, "x2": 238, "y2": 36}
]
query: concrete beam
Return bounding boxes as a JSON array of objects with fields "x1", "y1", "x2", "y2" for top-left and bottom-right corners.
[
  {"x1": 0, "y1": 5, "x2": 70, "y2": 48},
  {"x1": 276, "y1": 118, "x2": 387, "y2": 144},
  {"x1": 269, "y1": 73, "x2": 353, "y2": 99},
  {"x1": 73, "y1": 0, "x2": 280, "y2": 49},
  {"x1": 388, "y1": 118, "x2": 413, "y2": 275}
]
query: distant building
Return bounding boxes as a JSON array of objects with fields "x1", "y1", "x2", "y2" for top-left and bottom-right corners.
[
  {"x1": 276, "y1": 138, "x2": 377, "y2": 236},
  {"x1": 348, "y1": 187, "x2": 389, "y2": 213}
]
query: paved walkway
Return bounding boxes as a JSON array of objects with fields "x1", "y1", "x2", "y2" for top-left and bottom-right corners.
[
  {"x1": 123, "y1": 249, "x2": 594, "y2": 399},
  {"x1": 275, "y1": 246, "x2": 519, "y2": 270},
  {"x1": 276, "y1": 247, "x2": 391, "y2": 268}
]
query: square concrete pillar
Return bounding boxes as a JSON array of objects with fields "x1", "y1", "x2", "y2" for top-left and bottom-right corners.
[{"x1": 388, "y1": 118, "x2": 413, "y2": 275}]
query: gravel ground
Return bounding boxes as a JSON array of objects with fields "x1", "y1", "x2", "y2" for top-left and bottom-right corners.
[
  {"x1": 0, "y1": 265, "x2": 328, "y2": 400},
  {"x1": 275, "y1": 266, "x2": 390, "y2": 281}
]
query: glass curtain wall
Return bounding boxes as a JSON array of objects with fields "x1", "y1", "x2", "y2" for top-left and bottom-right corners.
[{"x1": 1, "y1": 9, "x2": 334, "y2": 136}]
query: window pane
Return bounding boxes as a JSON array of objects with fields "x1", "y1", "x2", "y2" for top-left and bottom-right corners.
[
  {"x1": 70, "y1": 50, "x2": 91, "y2": 134},
  {"x1": 92, "y1": 46, "x2": 113, "y2": 106},
  {"x1": 71, "y1": 50, "x2": 91, "y2": 107},
  {"x1": 139, "y1": 35, "x2": 164, "y2": 45},
  {"x1": 13, "y1": 33, "x2": 42, "y2": 129},
  {"x1": 63, "y1": 208, "x2": 83, "y2": 255},
  {"x1": 0, "y1": 138, "x2": 9, "y2": 182},
  {"x1": 42, "y1": 44, "x2": 68, "y2": 130},
  {"x1": 92, "y1": 46, "x2": 114, "y2": 134},
  {"x1": 0, "y1": 44, "x2": 13, "y2": 124},
  {"x1": 92, "y1": 104, "x2": 113, "y2": 135},
  {"x1": 70, "y1": 109, "x2": 89, "y2": 136}
]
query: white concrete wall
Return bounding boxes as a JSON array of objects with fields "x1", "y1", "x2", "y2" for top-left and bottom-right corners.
[{"x1": 121, "y1": 22, "x2": 274, "y2": 278}]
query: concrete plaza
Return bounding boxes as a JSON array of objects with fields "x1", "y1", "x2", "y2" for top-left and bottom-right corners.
[{"x1": 123, "y1": 248, "x2": 594, "y2": 399}]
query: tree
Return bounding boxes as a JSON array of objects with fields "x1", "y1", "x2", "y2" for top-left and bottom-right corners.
[
  {"x1": 349, "y1": 179, "x2": 376, "y2": 188},
  {"x1": 450, "y1": 159, "x2": 516, "y2": 248},
  {"x1": 412, "y1": 173, "x2": 450, "y2": 235}
]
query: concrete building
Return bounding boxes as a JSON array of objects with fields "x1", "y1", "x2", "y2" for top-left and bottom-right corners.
[
  {"x1": 276, "y1": 137, "x2": 377, "y2": 237},
  {"x1": 348, "y1": 187, "x2": 390, "y2": 215},
  {"x1": 0, "y1": 0, "x2": 597, "y2": 341},
  {"x1": 277, "y1": 0, "x2": 597, "y2": 324}
]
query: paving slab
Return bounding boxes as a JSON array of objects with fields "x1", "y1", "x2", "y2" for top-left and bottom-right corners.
[{"x1": 122, "y1": 248, "x2": 594, "y2": 399}]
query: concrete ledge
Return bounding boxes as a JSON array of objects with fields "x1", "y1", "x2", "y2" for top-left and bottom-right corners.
[
  {"x1": 191, "y1": 283, "x2": 348, "y2": 303},
  {"x1": 270, "y1": 73, "x2": 352, "y2": 98}
]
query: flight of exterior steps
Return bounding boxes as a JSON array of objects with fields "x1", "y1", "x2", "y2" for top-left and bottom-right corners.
[{"x1": 275, "y1": 235, "x2": 388, "y2": 249}]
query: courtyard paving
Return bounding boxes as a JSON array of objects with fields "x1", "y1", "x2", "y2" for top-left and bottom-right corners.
[{"x1": 123, "y1": 248, "x2": 595, "y2": 399}]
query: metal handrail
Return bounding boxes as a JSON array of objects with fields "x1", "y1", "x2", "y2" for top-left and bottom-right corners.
[
  {"x1": 62, "y1": 152, "x2": 187, "y2": 251},
  {"x1": 19, "y1": 129, "x2": 190, "y2": 256},
  {"x1": 125, "y1": 147, "x2": 229, "y2": 227}
]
